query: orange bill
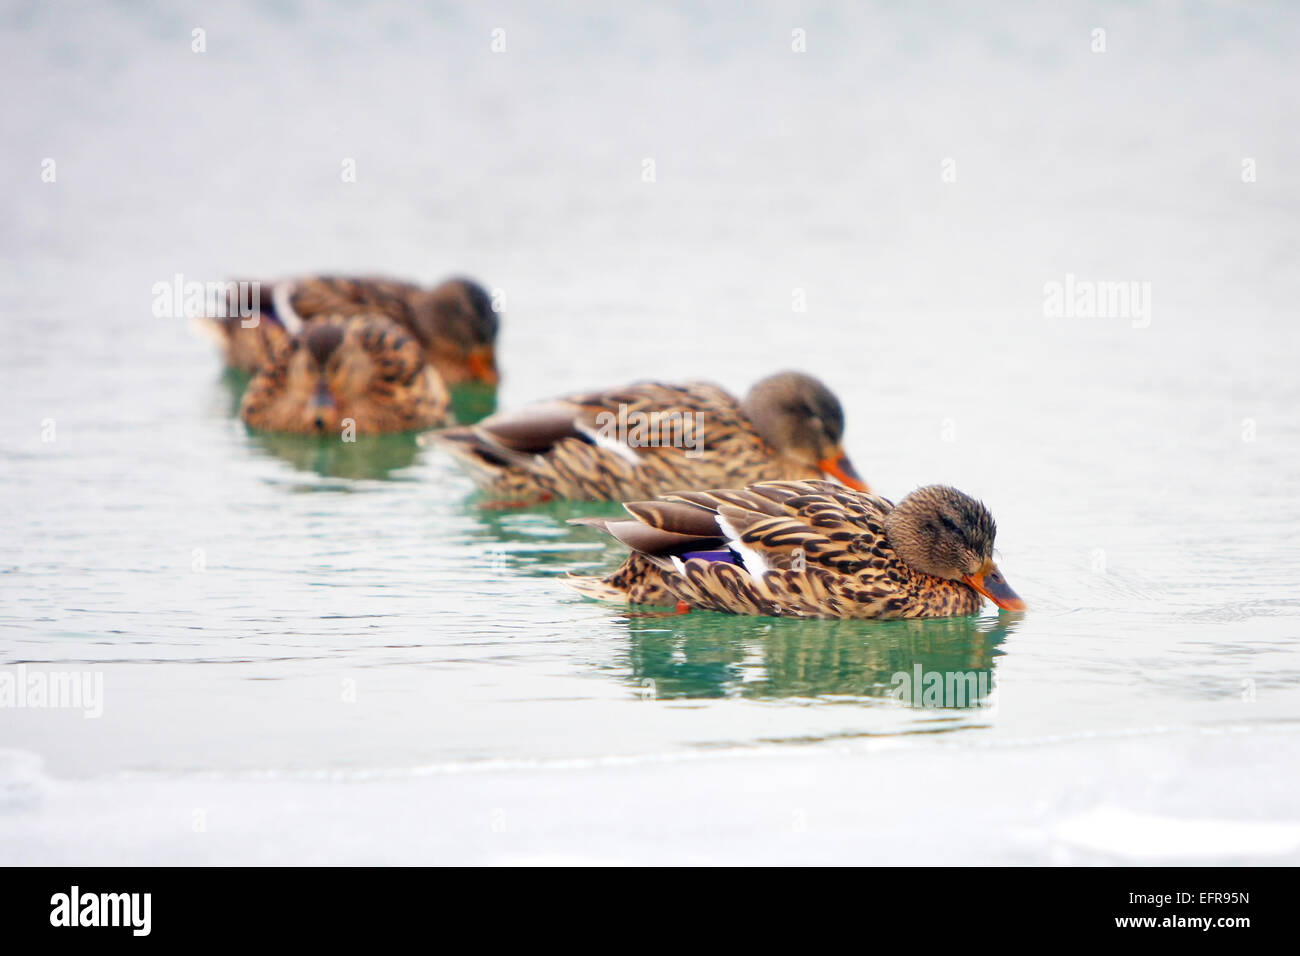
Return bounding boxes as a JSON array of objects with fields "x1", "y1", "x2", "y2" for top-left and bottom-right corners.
[
  {"x1": 963, "y1": 561, "x2": 1026, "y2": 612},
  {"x1": 465, "y1": 346, "x2": 499, "y2": 386},
  {"x1": 818, "y1": 450, "x2": 870, "y2": 492}
]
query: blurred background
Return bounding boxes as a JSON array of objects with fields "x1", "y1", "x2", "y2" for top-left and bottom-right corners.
[{"x1": 1, "y1": 1, "x2": 1298, "y2": 864}]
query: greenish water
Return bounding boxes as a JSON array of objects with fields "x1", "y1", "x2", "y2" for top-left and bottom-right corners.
[
  {"x1": 2, "y1": 0, "x2": 1299, "y2": 864},
  {"x1": 615, "y1": 613, "x2": 1013, "y2": 704}
]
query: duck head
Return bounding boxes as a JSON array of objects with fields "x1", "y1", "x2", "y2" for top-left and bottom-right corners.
[
  {"x1": 883, "y1": 485, "x2": 1025, "y2": 611},
  {"x1": 243, "y1": 313, "x2": 443, "y2": 436},
  {"x1": 741, "y1": 371, "x2": 869, "y2": 491},
  {"x1": 412, "y1": 277, "x2": 499, "y2": 386},
  {"x1": 295, "y1": 322, "x2": 350, "y2": 433}
]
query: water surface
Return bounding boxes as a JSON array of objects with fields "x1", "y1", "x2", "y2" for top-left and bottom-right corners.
[{"x1": 2, "y1": 1, "x2": 1298, "y2": 863}]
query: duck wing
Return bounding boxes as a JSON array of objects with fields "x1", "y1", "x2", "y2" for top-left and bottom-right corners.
[
  {"x1": 424, "y1": 381, "x2": 741, "y2": 500},
  {"x1": 572, "y1": 480, "x2": 913, "y2": 618}
]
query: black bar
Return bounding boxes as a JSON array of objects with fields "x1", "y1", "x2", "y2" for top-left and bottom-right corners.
[{"x1": 0, "y1": 866, "x2": 1281, "y2": 943}]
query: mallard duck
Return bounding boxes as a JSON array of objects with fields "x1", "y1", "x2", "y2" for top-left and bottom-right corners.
[
  {"x1": 207, "y1": 275, "x2": 499, "y2": 385},
  {"x1": 200, "y1": 289, "x2": 290, "y2": 373},
  {"x1": 567, "y1": 481, "x2": 1025, "y2": 619},
  {"x1": 422, "y1": 371, "x2": 869, "y2": 502},
  {"x1": 240, "y1": 313, "x2": 451, "y2": 435}
]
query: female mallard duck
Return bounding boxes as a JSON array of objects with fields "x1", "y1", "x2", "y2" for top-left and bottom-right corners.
[
  {"x1": 208, "y1": 275, "x2": 499, "y2": 385},
  {"x1": 423, "y1": 371, "x2": 869, "y2": 502},
  {"x1": 567, "y1": 480, "x2": 1025, "y2": 619},
  {"x1": 240, "y1": 313, "x2": 451, "y2": 435}
]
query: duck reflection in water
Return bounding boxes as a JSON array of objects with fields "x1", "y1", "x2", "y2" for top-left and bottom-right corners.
[
  {"x1": 448, "y1": 501, "x2": 1018, "y2": 710},
  {"x1": 619, "y1": 612, "x2": 1020, "y2": 705},
  {"x1": 214, "y1": 371, "x2": 496, "y2": 480},
  {"x1": 245, "y1": 431, "x2": 424, "y2": 481}
]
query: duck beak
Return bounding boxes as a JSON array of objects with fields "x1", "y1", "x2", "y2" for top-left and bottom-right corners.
[
  {"x1": 818, "y1": 449, "x2": 870, "y2": 492},
  {"x1": 308, "y1": 383, "x2": 337, "y2": 432},
  {"x1": 963, "y1": 561, "x2": 1026, "y2": 611},
  {"x1": 309, "y1": 382, "x2": 336, "y2": 410},
  {"x1": 466, "y1": 346, "x2": 499, "y2": 386}
]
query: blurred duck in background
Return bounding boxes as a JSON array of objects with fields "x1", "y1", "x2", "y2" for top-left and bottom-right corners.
[
  {"x1": 203, "y1": 275, "x2": 500, "y2": 387},
  {"x1": 422, "y1": 371, "x2": 869, "y2": 502},
  {"x1": 568, "y1": 481, "x2": 1026, "y2": 619},
  {"x1": 240, "y1": 314, "x2": 451, "y2": 435}
]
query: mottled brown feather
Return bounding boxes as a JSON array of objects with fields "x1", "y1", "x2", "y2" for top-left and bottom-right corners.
[
  {"x1": 568, "y1": 479, "x2": 985, "y2": 620},
  {"x1": 427, "y1": 381, "x2": 821, "y2": 502},
  {"x1": 240, "y1": 313, "x2": 450, "y2": 435},
  {"x1": 208, "y1": 275, "x2": 498, "y2": 385}
]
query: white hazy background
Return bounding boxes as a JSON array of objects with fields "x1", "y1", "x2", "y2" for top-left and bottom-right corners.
[{"x1": 1, "y1": 1, "x2": 1298, "y2": 864}]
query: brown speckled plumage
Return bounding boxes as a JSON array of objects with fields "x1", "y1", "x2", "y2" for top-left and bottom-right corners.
[
  {"x1": 240, "y1": 313, "x2": 450, "y2": 435},
  {"x1": 425, "y1": 373, "x2": 868, "y2": 502},
  {"x1": 207, "y1": 275, "x2": 499, "y2": 385},
  {"x1": 202, "y1": 301, "x2": 290, "y2": 373},
  {"x1": 568, "y1": 480, "x2": 1017, "y2": 620}
]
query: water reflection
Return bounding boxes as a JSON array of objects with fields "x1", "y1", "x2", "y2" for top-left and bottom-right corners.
[
  {"x1": 214, "y1": 367, "x2": 496, "y2": 426},
  {"x1": 620, "y1": 612, "x2": 1019, "y2": 704},
  {"x1": 458, "y1": 500, "x2": 1018, "y2": 710},
  {"x1": 246, "y1": 430, "x2": 423, "y2": 480},
  {"x1": 213, "y1": 367, "x2": 252, "y2": 417},
  {"x1": 455, "y1": 499, "x2": 624, "y2": 574},
  {"x1": 449, "y1": 382, "x2": 497, "y2": 424},
  {"x1": 214, "y1": 370, "x2": 497, "y2": 480},
  {"x1": 300, "y1": 430, "x2": 1020, "y2": 708},
  {"x1": 468, "y1": 499, "x2": 624, "y2": 544}
]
